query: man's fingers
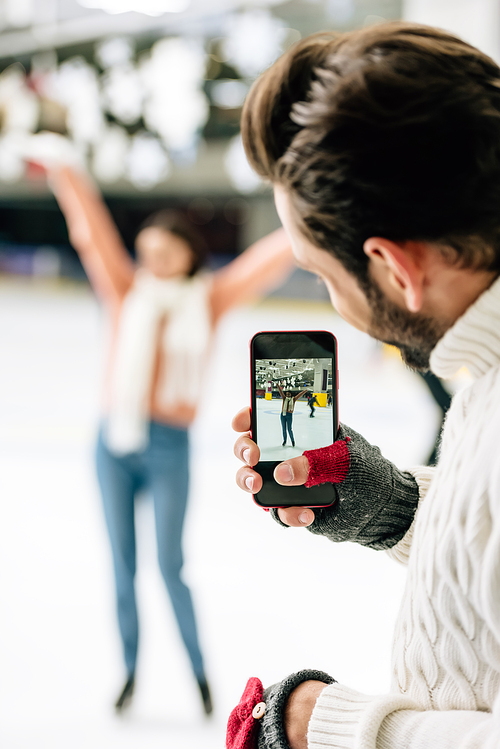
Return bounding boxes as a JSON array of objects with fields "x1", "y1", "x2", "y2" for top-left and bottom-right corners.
[
  {"x1": 234, "y1": 434, "x2": 260, "y2": 466},
  {"x1": 273, "y1": 455, "x2": 310, "y2": 486},
  {"x1": 232, "y1": 408, "x2": 312, "y2": 513},
  {"x1": 277, "y1": 507, "x2": 315, "y2": 527},
  {"x1": 232, "y1": 407, "x2": 251, "y2": 433},
  {"x1": 236, "y1": 465, "x2": 263, "y2": 494},
  {"x1": 233, "y1": 408, "x2": 261, "y2": 494}
]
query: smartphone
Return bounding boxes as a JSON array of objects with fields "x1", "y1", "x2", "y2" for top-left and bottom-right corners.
[{"x1": 250, "y1": 330, "x2": 338, "y2": 508}]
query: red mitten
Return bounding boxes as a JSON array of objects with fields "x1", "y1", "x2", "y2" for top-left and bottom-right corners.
[{"x1": 226, "y1": 677, "x2": 264, "y2": 749}]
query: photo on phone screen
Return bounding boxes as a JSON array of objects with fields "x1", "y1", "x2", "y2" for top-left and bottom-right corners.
[
  {"x1": 250, "y1": 331, "x2": 338, "y2": 508},
  {"x1": 255, "y1": 357, "x2": 334, "y2": 459}
]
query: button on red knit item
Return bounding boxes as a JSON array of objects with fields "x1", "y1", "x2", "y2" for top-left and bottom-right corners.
[
  {"x1": 226, "y1": 677, "x2": 264, "y2": 749},
  {"x1": 303, "y1": 438, "x2": 350, "y2": 488}
]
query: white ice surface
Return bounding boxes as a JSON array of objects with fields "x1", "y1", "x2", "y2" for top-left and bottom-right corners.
[
  {"x1": 256, "y1": 398, "x2": 335, "y2": 460},
  {"x1": 0, "y1": 281, "x2": 470, "y2": 748}
]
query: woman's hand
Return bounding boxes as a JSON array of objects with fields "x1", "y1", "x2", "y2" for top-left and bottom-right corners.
[
  {"x1": 232, "y1": 407, "x2": 316, "y2": 527},
  {"x1": 18, "y1": 131, "x2": 85, "y2": 171}
]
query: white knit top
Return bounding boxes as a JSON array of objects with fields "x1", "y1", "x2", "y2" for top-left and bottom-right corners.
[{"x1": 308, "y1": 275, "x2": 500, "y2": 749}]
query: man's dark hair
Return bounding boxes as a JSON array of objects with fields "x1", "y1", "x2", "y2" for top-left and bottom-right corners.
[
  {"x1": 138, "y1": 209, "x2": 208, "y2": 276},
  {"x1": 241, "y1": 22, "x2": 500, "y2": 282}
]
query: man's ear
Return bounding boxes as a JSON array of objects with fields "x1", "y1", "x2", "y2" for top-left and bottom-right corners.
[{"x1": 363, "y1": 237, "x2": 425, "y2": 312}]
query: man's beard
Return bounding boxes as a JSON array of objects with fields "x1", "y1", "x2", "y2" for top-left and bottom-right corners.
[{"x1": 362, "y1": 276, "x2": 449, "y2": 371}]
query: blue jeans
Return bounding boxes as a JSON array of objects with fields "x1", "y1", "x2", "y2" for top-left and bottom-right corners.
[
  {"x1": 96, "y1": 422, "x2": 205, "y2": 680},
  {"x1": 280, "y1": 412, "x2": 294, "y2": 444}
]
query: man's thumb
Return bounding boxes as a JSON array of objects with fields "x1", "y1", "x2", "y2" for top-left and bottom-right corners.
[{"x1": 273, "y1": 455, "x2": 310, "y2": 486}]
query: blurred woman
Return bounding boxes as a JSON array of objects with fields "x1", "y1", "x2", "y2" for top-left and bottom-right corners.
[{"x1": 28, "y1": 140, "x2": 293, "y2": 716}]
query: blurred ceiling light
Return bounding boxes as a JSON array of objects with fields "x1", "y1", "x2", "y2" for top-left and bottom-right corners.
[
  {"x1": 143, "y1": 36, "x2": 207, "y2": 92},
  {"x1": 101, "y1": 63, "x2": 143, "y2": 124},
  {"x1": 224, "y1": 134, "x2": 262, "y2": 194},
  {"x1": 210, "y1": 79, "x2": 248, "y2": 109},
  {"x1": 141, "y1": 37, "x2": 208, "y2": 154},
  {"x1": 223, "y1": 9, "x2": 287, "y2": 78},
  {"x1": 49, "y1": 57, "x2": 104, "y2": 145},
  {"x1": 95, "y1": 37, "x2": 134, "y2": 68},
  {"x1": 126, "y1": 131, "x2": 170, "y2": 189},
  {"x1": 0, "y1": 65, "x2": 39, "y2": 134},
  {"x1": 0, "y1": 133, "x2": 26, "y2": 183},
  {"x1": 144, "y1": 88, "x2": 207, "y2": 153},
  {"x1": 77, "y1": 0, "x2": 190, "y2": 16},
  {"x1": 91, "y1": 124, "x2": 129, "y2": 182}
]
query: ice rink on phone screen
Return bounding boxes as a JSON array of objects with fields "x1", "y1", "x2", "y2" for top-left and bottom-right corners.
[{"x1": 256, "y1": 397, "x2": 334, "y2": 460}]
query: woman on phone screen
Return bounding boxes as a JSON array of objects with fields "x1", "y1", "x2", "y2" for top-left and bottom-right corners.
[
  {"x1": 278, "y1": 385, "x2": 307, "y2": 447},
  {"x1": 26, "y1": 135, "x2": 293, "y2": 716}
]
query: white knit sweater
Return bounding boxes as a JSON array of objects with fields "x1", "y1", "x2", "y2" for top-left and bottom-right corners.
[{"x1": 308, "y1": 275, "x2": 500, "y2": 749}]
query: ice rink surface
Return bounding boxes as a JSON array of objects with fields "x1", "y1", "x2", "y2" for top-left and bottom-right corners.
[
  {"x1": 0, "y1": 279, "x2": 470, "y2": 748},
  {"x1": 256, "y1": 398, "x2": 335, "y2": 460}
]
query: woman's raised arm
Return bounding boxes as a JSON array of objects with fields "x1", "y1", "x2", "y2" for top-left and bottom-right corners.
[
  {"x1": 48, "y1": 167, "x2": 135, "y2": 307},
  {"x1": 294, "y1": 389, "x2": 308, "y2": 402},
  {"x1": 210, "y1": 227, "x2": 294, "y2": 324}
]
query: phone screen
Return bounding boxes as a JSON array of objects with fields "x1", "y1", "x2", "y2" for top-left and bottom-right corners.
[{"x1": 251, "y1": 331, "x2": 338, "y2": 508}]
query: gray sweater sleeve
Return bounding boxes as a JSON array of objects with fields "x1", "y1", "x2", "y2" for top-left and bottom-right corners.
[{"x1": 271, "y1": 424, "x2": 420, "y2": 550}]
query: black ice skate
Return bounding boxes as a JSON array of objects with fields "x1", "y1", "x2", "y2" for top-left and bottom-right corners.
[
  {"x1": 114, "y1": 674, "x2": 135, "y2": 713},
  {"x1": 197, "y1": 677, "x2": 213, "y2": 716}
]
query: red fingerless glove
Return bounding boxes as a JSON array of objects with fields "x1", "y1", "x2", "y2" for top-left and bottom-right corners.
[
  {"x1": 270, "y1": 424, "x2": 420, "y2": 549},
  {"x1": 303, "y1": 436, "x2": 351, "y2": 487}
]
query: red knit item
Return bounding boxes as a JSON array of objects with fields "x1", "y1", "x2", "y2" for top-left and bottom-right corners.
[
  {"x1": 303, "y1": 438, "x2": 351, "y2": 488},
  {"x1": 226, "y1": 677, "x2": 264, "y2": 749}
]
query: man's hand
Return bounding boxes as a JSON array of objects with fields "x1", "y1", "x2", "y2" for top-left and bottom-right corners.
[
  {"x1": 234, "y1": 409, "x2": 420, "y2": 549},
  {"x1": 226, "y1": 670, "x2": 335, "y2": 749},
  {"x1": 285, "y1": 680, "x2": 328, "y2": 749},
  {"x1": 232, "y1": 406, "x2": 316, "y2": 527}
]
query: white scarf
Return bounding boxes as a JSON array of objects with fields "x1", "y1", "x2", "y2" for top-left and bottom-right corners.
[
  {"x1": 282, "y1": 397, "x2": 294, "y2": 414},
  {"x1": 106, "y1": 269, "x2": 212, "y2": 454}
]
